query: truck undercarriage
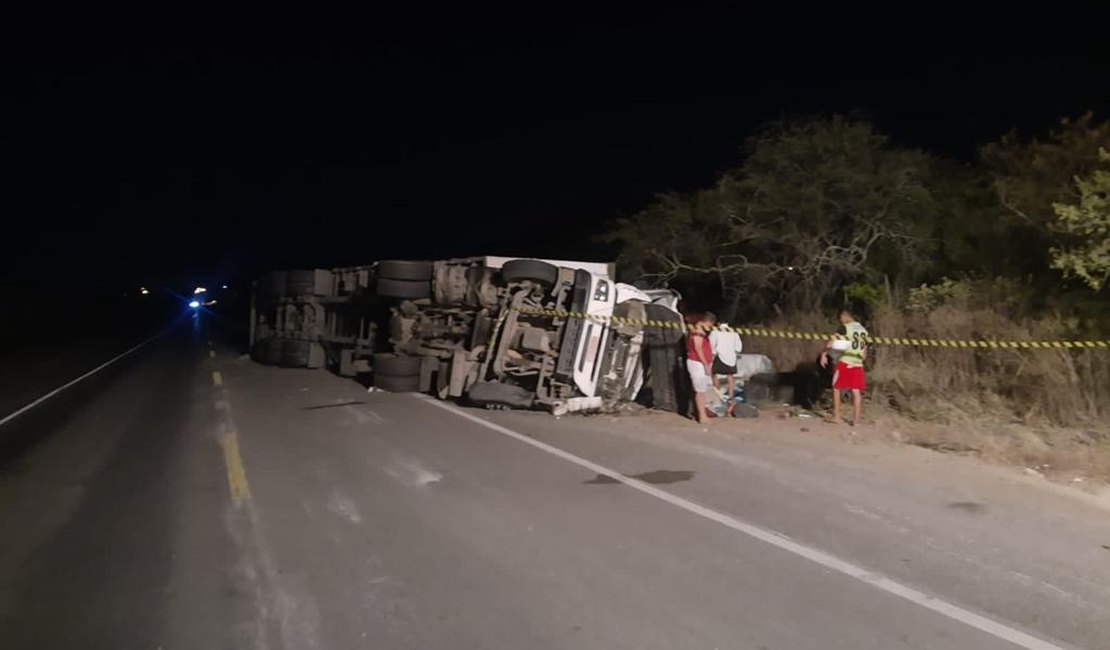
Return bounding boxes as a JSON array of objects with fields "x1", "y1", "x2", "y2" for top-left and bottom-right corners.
[{"x1": 251, "y1": 257, "x2": 685, "y2": 413}]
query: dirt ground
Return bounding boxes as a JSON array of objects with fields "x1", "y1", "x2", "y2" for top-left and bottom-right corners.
[
  {"x1": 615, "y1": 403, "x2": 1110, "y2": 502},
  {"x1": 862, "y1": 407, "x2": 1110, "y2": 485}
]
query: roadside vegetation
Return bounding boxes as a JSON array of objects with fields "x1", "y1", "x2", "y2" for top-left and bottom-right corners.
[{"x1": 602, "y1": 112, "x2": 1110, "y2": 473}]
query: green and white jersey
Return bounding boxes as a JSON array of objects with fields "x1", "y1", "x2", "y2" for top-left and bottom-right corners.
[{"x1": 837, "y1": 321, "x2": 869, "y2": 367}]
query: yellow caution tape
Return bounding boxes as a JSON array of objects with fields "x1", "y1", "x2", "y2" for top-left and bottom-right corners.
[{"x1": 511, "y1": 306, "x2": 1110, "y2": 350}]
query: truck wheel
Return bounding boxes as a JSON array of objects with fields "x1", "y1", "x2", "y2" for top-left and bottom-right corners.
[
  {"x1": 374, "y1": 374, "x2": 421, "y2": 392},
  {"x1": 646, "y1": 343, "x2": 679, "y2": 412},
  {"x1": 642, "y1": 304, "x2": 685, "y2": 412},
  {"x1": 280, "y1": 339, "x2": 311, "y2": 367},
  {"x1": 253, "y1": 337, "x2": 283, "y2": 365},
  {"x1": 373, "y1": 353, "x2": 422, "y2": 377},
  {"x1": 258, "y1": 271, "x2": 287, "y2": 298},
  {"x1": 501, "y1": 259, "x2": 559, "y2": 285},
  {"x1": 378, "y1": 260, "x2": 433, "y2": 281},
  {"x1": 377, "y1": 278, "x2": 431, "y2": 299},
  {"x1": 285, "y1": 270, "x2": 316, "y2": 296}
]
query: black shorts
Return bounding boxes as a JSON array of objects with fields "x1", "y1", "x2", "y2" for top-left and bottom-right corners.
[{"x1": 713, "y1": 358, "x2": 737, "y2": 376}]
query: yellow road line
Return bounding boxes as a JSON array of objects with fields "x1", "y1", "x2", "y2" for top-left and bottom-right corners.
[
  {"x1": 220, "y1": 432, "x2": 252, "y2": 503},
  {"x1": 212, "y1": 370, "x2": 223, "y2": 386},
  {"x1": 209, "y1": 350, "x2": 216, "y2": 359}
]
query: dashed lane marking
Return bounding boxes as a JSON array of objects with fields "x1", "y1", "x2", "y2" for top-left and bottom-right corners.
[
  {"x1": 220, "y1": 431, "x2": 252, "y2": 504},
  {"x1": 209, "y1": 350, "x2": 216, "y2": 358},
  {"x1": 418, "y1": 395, "x2": 1071, "y2": 650},
  {"x1": 212, "y1": 370, "x2": 223, "y2": 387}
]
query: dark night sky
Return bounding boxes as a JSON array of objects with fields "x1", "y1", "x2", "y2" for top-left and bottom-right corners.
[{"x1": 2, "y1": 14, "x2": 1107, "y2": 293}]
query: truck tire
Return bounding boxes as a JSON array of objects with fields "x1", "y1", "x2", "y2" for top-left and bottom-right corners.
[
  {"x1": 258, "y1": 271, "x2": 287, "y2": 298},
  {"x1": 378, "y1": 260, "x2": 433, "y2": 281},
  {"x1": 373, "y1": 353, "x2": 422, "y2": 377},
  {"x1": 501, "y1": 259, "x2": 559, "y2": 285},
  {"x1": 253, "y1": 337, "x2": 283, "y2": 365},
  {"x1": 286, "y1": 270, "x2": 316, "y2": 297},
  {"x1": 281, "y1": 339, "x2": 311, "y2": 367},
  {"x1": 376, "y1": 278, "x2": 431, "y2": 299},
  {"x1": 374, "y1": 374, "x2": 421, "y2": 392},
  {"x1": 642, "y1": 303, "x2": 685, "y2": 412},
  {"x1": 646, "y1": 343, "x2": 680, "y2": 411}
]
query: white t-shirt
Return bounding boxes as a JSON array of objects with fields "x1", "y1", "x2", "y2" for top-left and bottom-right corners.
[{"x1": 709, "y1": 327, "x2": 742, "y2": 366}]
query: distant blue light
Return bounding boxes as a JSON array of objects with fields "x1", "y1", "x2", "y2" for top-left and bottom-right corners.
[{"x1": 188, "y1": 300, "x2": 201, "y2": 308}]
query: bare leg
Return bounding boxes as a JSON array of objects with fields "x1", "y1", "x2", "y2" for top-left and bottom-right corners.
[
  {"x1": 694, "y1": 392, "x2": 708, "y2": 423},
  {"x1": 851, "y1": 389, "x2": 862, "y2": 425},
  {"x1": 726, "y1": 375, "x2": 735, "y2": 416},
  {"x1": 830, "y1": 388, "x2": 843, "y2": 423}
]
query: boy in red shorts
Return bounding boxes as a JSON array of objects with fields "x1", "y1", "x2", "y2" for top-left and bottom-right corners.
[{"x1": 819, "y1": 309, "x2": 869, "y2": 425}]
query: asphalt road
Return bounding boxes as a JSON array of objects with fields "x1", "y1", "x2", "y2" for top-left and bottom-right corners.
[{"x1": 1, "y1": 319, "x2": 1107, "y2": 649}]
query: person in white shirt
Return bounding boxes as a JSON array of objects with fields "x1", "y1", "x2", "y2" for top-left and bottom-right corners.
[{"x1": 709, "y1": 323, "x2": 743, "y2": 415}]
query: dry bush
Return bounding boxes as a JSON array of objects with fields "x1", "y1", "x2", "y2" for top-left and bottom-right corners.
[
  {"x1": 739, "y1": 280, "x2": 1110, "y2": 431},
  {"x1": 870, "y1": 284, "x2": 1110, "y2": 429}
]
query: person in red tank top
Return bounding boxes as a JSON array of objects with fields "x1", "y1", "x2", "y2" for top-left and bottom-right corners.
[{"x1": 685, "y1": 312, "x2": 717, "y2": 423}]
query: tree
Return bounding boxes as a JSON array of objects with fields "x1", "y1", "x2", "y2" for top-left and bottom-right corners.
[
  {"x1": 1050, "y1": 148, "x2": 1110, "y2": 290},
  {"x1": 978, "y1": 113, "x2": 1110, "y2": 280},
  {"x1": 603, "y1": 116, "x2": 938, "y2": 319}
]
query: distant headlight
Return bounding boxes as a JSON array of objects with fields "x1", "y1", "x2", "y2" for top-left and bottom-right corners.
[{"x1": 188, "y1": 300, "x2": 201, "y2": 308}]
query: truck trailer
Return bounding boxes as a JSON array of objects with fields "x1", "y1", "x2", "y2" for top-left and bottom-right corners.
[{"x1": 250, "y1": 257, "x2": 687, "y2": 414}]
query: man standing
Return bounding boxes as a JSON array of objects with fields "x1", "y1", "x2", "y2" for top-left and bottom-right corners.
[
  {"x1": 820, "y1": 309, "x2": 869, "y2": 425},
  {"x1": 709, "y1": 323, "x2": 742, "y2": 416},
  {"x1": 685, "y1": 312, "x2": 717, "y2": 423}
]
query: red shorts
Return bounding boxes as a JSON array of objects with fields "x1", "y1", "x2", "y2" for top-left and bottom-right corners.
[{"x1": 833, "y1": 362, "x2": 866, "y2": 390}]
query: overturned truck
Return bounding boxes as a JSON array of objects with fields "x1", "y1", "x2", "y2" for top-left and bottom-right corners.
[{"x1": 251, "y1": 257, "x2": 686, "y2": 413}]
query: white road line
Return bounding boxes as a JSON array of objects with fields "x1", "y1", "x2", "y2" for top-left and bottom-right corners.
[
  {"x1": 0, "y1": 331, "x2": 166, "y2": 427},
  {"x1": 418, "y1": 395, "x2": 1072, "y2": 650}
]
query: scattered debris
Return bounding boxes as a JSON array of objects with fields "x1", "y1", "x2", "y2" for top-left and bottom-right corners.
[
  {"x1": 1023, "y1": 467, "x2": 1045, "y2": 478},
  {"x1": 732, "y1": 403, "x2": 759, "y2": 418},
  {"x1": 913, "y1": 441, "x2": 981, "y2": 454},
  {"x1": 1087, "y1": 430, "x2": 1109, "y2": 443},
  {"x1": 948, "y1": 501, "x2": 987, "y2": 514},
  {"x1": 800, "y1": 427, "x2": 810, "y2": 433},
  {"x1": 584, "y1": 474, "x2": 620, "y2": 485},
  {"x1": 627, "y1": 469, "x2": 695, "y2": 484}
]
